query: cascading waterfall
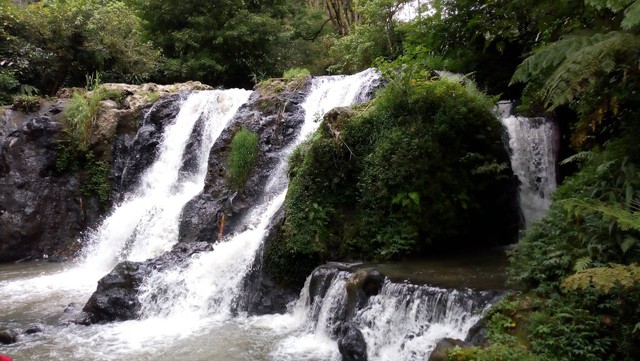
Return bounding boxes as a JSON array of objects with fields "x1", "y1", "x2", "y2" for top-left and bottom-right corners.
[
  {"x1": 0, "y1": 89, "x2": 250, "y2": 320},
  {"x1": 500, "y1": 102, "x2": 558, "y2": 227},
  {"x1": 80, "y1": 89, "x2": 251, "y2": 274},
  {"x1": 1, "y1": 70, "x2": 510, "y2": 361},
  {"x1": 135, "y1": 69, "x2": 380, "y2": 328},
  {"x1": 269, "y1": 267, "x2": 495, "y2": 361}
]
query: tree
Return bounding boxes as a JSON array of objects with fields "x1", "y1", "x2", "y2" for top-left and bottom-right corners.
[
  {"x1": 127, "y1": 0, "x2": 304, "y2": 88},
  {"x1": 0, "y1": 0, "x2": 159, "y2": 95}
]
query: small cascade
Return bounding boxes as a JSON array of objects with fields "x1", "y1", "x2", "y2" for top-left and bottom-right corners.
[
  {"x1": 500, "y1": 102, "x2": 558, "y2": 227},
  {"x1": 272, "y1": 267, "x2": 496, "y2": 361},
  {"x1": 79, "y1": 89, "x2": 251, "y2": 274},
  {"x1": 134, "y1": 69, "x2": 380, "y2": 329}
]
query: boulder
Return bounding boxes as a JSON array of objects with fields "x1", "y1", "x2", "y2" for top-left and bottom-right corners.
[
  {"x1": 83, "y1": 242, "x2": 213, "y2": 323},
  {"x1": 345, "y1": 268, "x2": 385, "y2": 317},
  {"x1": 23, "y1": 324, "x2": 44, "y2": 335},
  {"x1": 428, "y1": 338, "x2": 468, "y2": 361},
  {"x1": 0, "y1": 329, "x2": 19, "y2": 345},
  {"x1": 337, "y1": 323, "x2": 368, "y2": 361}
]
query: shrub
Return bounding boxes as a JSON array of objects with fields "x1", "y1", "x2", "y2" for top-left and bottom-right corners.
[
  {"x1": 63, "y1": 85, "x2": 113, "y2": 151},
  {"x1": 227, "y1": 127, "x2": 259, "y2": 190},
  {"x1": 282, "y1": 67, "x2": 311, "y2": 80},
  {"x1": 0, "y1": 70, "x2": 19, "y2": 104},
  {"x1": 11, "y1": 95, "x2": 41, "y2": 112},
  {"x1": 266, "y1": 76, "x2": 518, "y2": 285}
]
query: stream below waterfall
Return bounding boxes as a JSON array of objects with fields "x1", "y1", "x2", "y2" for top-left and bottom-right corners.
[{"x1": 0, "y1": 254, "x2": 502, "y2": 361}]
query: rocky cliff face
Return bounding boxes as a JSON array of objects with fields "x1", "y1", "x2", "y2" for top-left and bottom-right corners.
[
  {"x1": 0, "y1": 103, "x2": 103, "y2": 262},
  {"x1": 178, "y1": 78, "x2": 309, "y2": 243},
  {"x1": 0, "y1": 82, "x2": 210, "y2": 262},
  {"x1": 82, "y1": 78, "x2": 312, "y2": 322}
]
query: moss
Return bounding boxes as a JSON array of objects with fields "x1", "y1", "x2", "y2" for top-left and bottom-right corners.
[
  {"x1": 11, "y1": 95, "x2": 41, "y2": 112},
  {"x1": 266, "y1": 77, "x2": 517, "y2": 285}
]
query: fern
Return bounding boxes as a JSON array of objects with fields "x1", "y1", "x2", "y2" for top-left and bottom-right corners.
[
  {"x1": 562, "y1": 198, "x2": 640, "y2": 232},
  {"x1": 622, "y1": 0, "x2": 640, "y2": 29},
  {"x1": 512, "y1": 32, "x2": 640, "y2": 110},
  {"x1": 585, "y1": 0, "x2": 640, "y2": 29},
  {"x1": 559, "y1": 151, "x2": 594, "y2": 166},
  {"x1": 574, "y1": 256, "x2": 593, "y2": 272}
]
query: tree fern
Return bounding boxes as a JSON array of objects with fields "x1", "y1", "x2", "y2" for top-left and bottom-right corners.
[{"x1": 511, "y1": 31, "x2": 640, "y2": 110}]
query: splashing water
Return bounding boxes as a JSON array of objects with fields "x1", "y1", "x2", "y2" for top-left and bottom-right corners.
[{"x1": 501, "y1": 114, "x2": 557, "y2": 227}]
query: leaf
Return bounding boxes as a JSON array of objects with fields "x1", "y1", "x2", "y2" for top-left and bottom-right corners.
[
  {"x1": 408, "y1": 191, "x2": 420, "y2": 206},
  {"x1": 574, "y1": 256, "x2": 592, "y2": 272},
  {"x1": 621, "y1": 235, "x2": 638, "y2": 254}
]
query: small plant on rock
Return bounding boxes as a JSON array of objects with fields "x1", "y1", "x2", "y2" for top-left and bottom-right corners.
[{"x1": 227, "y1": 127, "x2": 259, "y2": 190}]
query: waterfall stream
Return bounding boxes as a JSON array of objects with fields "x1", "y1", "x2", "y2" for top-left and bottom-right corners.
[
  {"x1": 265, "y1": 268, "x2": 495, "y2": 361},
  {"x1": 1, "y1": 71, "x2": 509, "y2": 360},
  {"x1": 500, "y1": 103, "x2": 558, "y2": 227}
]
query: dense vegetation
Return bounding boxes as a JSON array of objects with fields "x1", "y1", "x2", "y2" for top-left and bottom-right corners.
[
  {"x1": 2, "y1": 0, "x2": 640, "y2": 359},
  {"x1": 266, "y1": 69, "x2": 518, "y2": 285}
]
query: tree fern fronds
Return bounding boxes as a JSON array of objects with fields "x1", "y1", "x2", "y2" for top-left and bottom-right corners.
[
  {"x1": 585, "y1": 0, "x2": 635, "y2": 12},
  {"x1": 540, "y1": 32, "x2": 639, "y2": 109},
  {"x1": 622, "y1": 0, "x2": 640, "y2": 29},
  {"x1": 510, "y1": 33, "x2": 600, "y2": 86},
  {"x1": 562, "y1": 198, "x2": 640, "y2": 232},
  {"x1": 560, "y1": 151, "x2": 594, "y2": 166},
  {"x1": 574, "y1": 256, "x2": 593, "y2": 272}
]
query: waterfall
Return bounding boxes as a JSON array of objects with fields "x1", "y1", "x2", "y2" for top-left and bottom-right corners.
[
  {"x1": 134, "y1": 69, "x2": 380, "y2": 328},
  {"x1": 0, "y1": 89, "x2": 251, "y2": 330},
  {"x1": 79, "y1": 89, "x2": 251, "y2": 274},
  {"x1": 270, "y1": 267, "x2": 495, "y2": 361},
  {"x1": 499, "y1": 102, "x2": 558, "y2": 227}
]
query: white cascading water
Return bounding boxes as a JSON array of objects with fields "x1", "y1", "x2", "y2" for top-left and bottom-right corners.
[
  {"x1": 134, "y1": 69, "x2": 380, "y2": 329},
  {"x1": 0, "y1": 89, "x2": 250, "y2": 323},
  {"x1": 500, "y1": 103, "x2": 557, "y2": 227},
  {"x1": 80, "y1": 89, "x2": 252, "y2": 273},
  {"x1": 267, "y1": 268, "x2": 494, "y2": 361}
]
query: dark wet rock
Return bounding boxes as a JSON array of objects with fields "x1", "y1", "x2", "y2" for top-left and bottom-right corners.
[
  {"x1": 236, "y1": 208, "x2": 298, "y2": 316},
  {"x1": 178, "y1": 79, "x2": 310, "y2": 244},
  {"x1": 110, "y1": 93, "x2": 184, "y2": 198},
  {"x1": 337, "y1": 323, "x2": 368, "y2": 361},
  {"x1": 428, "y1": 338, "x2": 468, "y2": 361},
  {"x1": 83, "y1": 261, "x2": 143, "y2": 322},
  {"x1": 0, "y1": 329, "x2": 19, "y2": 344},
  {"x1": 345, "y1": 268, "x2": 385, "y2": 318},
  {"x1": 0, "y1": 104, "x2": 103, "y2": 262},
  {"x1": 59, "y1": 303, "x2": 91, "y2": 326},
  {"x1": 83, "y1": 242, "x2": 213, "y2": 323},
  {"x1": 24, "y1": 324, "x2": 44, "y2": 335}
]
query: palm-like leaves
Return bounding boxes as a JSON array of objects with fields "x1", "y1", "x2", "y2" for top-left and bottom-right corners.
[
  {"x1": 511, "y1": 0, "x2": 640, "y2": 110},
  {"x1": 511, "y1": 31, "x2": 640, "y2": 109}
]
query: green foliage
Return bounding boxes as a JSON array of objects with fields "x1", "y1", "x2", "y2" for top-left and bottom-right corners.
[
  {"x1": 561, "y1": 263, "x2": 640, "y2": 293},
  {"x1": 327, "y1": 0, "x2": 409, "y2": 73},
  {"x1": 127, "y1": 0, "x2": 306, "y2": 88},
  {"x1": 511, "y1": 31, "x2": 640, "y2": 111},
  {"x1": 0, "y1": 70, "x2": 20, "y2": 104},
  {"x1": 55, "y1": 145, "x2": 111, "y2": 207},
  {"x1": 11, "y1": 95, "x2": 40, "y2": 112},
  {"x1": 283, "y1": 67, "x2": 311, "y2": 79},
  {"x1": 266, "y1": 74, "x2": 517, "y2": 285},
  {"x1": 82, "y1": 151, "x2": 110, "y2": 207},
  {"x1": 227, "y1": 128, "x2": 259, "y2": 191},
  {"x1": 0, "y1": 0, "x2": 159, "y2": 95}
]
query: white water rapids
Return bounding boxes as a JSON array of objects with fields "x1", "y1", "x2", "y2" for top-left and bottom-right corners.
[{"x1": 0, "y1": 70, "x2": 503, "y2": 360}]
